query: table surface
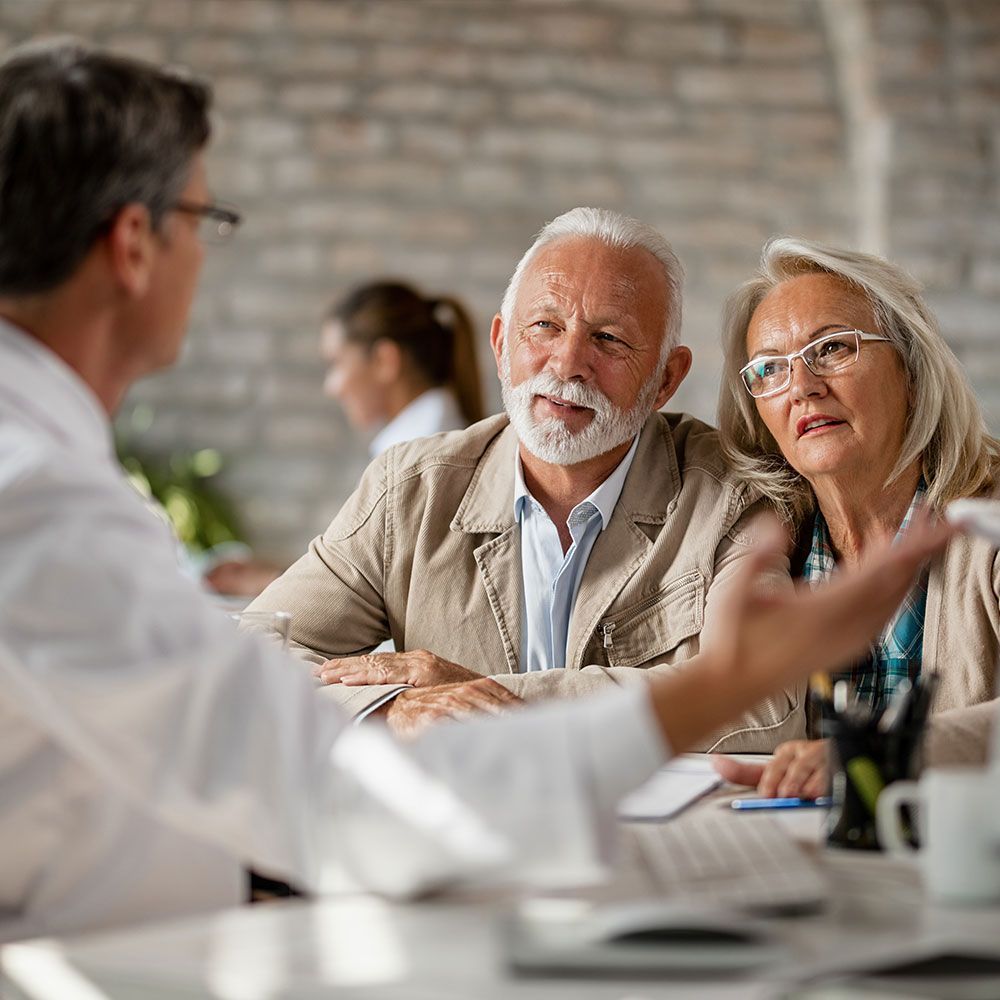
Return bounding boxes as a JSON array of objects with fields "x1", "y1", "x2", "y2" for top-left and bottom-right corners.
[{"x1": 3, "y1": 775, "x2": 999, "y2": 1000}]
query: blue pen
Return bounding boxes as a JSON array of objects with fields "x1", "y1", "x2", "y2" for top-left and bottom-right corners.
[{"x1": 730, "y1": 796, "x2": 832, "y2": 811}]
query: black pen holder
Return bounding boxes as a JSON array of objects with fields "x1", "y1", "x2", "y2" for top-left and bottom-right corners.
[{"x1": 824, "y1": 704, "x2": 926, "y2": 851}]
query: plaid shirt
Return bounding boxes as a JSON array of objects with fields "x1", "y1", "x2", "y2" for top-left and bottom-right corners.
[{"x1": 802, "y1": 483, "x2": 928, "y2": 715}]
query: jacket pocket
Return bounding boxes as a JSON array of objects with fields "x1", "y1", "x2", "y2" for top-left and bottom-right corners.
[{"x1": 597, "y1": 570, "x2": 704, "y2": 669}]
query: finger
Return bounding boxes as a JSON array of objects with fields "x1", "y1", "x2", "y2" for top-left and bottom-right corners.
[
  {"x1": 711, "y1": 755, "x2": 765, "y2": 788},
  {"x1": 757, "y1": 759, "x2": 790, "y2": 799},
  {"x1": 314, "y1": 658, "x2": 368, "y2": 680},
  {"x1": 313, "y1": 663, "x2": 350, "y2": 680},
  {"x1": 776, "y1": 755, "x2": 817, "y2": 798},
  {"x1": 316, "y1": 664, "x2": 379, "y2": 684},
  {"x1": 803, "y1": 768, "x2": 830, "y2": 800}
]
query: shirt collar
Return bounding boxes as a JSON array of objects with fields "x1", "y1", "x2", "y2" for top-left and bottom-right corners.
[
  {"x1": 0, "y1": 318, "x2": 114, "y2": 463},
  {"x1": 804, "y1": 478, "x2": 928, "y2": 584},
  {"x1": 513, "y1": 434, "x2": 641, "y2": 531},
  {"x1": 370, "y1": 387, "x2": 463, "y2": 457}
]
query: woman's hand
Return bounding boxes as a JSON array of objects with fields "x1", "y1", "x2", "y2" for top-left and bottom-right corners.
[{"x1": 713, "y1": 740, "x2": 830, "y2": 799}]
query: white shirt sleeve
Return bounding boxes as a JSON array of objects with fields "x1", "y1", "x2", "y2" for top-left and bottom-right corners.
[{"x1": 0, "y1": 449, "x2": 670, "y2": 936}]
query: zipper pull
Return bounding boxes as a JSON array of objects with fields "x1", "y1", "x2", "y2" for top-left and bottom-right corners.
[{"x1": 601, "y1": 622, "x2": 616, "y2": 649}]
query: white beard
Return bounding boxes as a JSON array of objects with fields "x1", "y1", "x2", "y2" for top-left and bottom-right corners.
[{"x1": 500, "y1": 353, "x2": 661, "y2": 466}]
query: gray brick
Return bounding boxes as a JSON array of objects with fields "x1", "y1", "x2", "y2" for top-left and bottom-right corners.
[
  {"x1": 621, "y1": 19, "x2": 731, "y2": 60},
  {"x1": 277, "y1": 82, "x2": 356, "y2": 115},
  {"x1": 176, "y1": 37, "x2": 258, "y2": 71},
  {"x1": 105, "y1": 34, "x2": 169, "y2": 63},
  {"x1": 145, "y1": 0, "x2": 195, "y2": 29},
  {"x1": 311, "y1": 118, "x2": 395, "y2": 157},
  {"x1": 57, "y1": 0, "x2": 143, "y2": 29},
  {"x1": 196, "y1": 0, "x2": 284, "y2": 30},
  {"x1": 287, "y1": 0, "x2": 358, "y2": 34},
  {"x1": 213, "y1": 75, "x2": 271, "y2": 111},
  {"x1": 736, "y1": 22, "x2": 826, "y2": 60},
  {"x1": 366, "y1": 82, "x2": 495, "y2": 121},
  {"x1": 675, "y1": 66, "x2": 831, "y2": 106},
  {"x1": 234, "y1": 116, "x2": 305, "y2": 155},
  {"x1": 372, "y1": 43, "x2": 478, "y2": 81}
]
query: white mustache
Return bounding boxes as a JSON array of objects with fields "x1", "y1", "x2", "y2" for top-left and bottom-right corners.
[{"x1": 518, "y1": 372, "x2": 612, "y2": 414}]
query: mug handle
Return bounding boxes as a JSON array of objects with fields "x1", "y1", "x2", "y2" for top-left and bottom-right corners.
[{"x1": 876, "y1": 780, "x2": 921, "y2": 856}]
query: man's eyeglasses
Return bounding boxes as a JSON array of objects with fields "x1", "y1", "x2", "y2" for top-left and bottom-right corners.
[
  {"x1": 739, "y1": 329, "x2": 892, "y2": 399},
  {"x1": 172, "y1": 200, "x2": 242, "y2": 244}
]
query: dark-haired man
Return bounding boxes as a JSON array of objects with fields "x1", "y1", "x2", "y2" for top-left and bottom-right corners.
[{"x1": 0, "y1": 38, "x2": 947, "y2": 943}]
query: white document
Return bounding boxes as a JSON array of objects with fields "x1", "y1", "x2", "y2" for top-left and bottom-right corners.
[{"x1": 617, "y1": 753, "x2": 722, "y2": 821}]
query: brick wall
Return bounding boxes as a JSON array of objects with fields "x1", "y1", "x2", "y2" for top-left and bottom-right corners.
[
  {"x1": 0, "y1": 0, "x2": 994, "y2": 560},
  {"x1": 871, "y1": 0, "x2": 1000, "y2": 425}
]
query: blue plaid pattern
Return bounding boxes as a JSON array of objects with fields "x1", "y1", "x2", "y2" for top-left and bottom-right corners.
[{"x1": 802, "y1": 484, "x2": 928, "y2": 715}]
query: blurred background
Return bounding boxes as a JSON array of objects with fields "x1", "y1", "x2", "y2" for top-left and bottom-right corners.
[{"x1": 1, "y1": 0, "x2": 996, "y2": 564}]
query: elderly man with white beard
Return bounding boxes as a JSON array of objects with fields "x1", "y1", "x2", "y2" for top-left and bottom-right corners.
[{"x1": 248, "y1": 207, "x2": 805, "y2": 750}]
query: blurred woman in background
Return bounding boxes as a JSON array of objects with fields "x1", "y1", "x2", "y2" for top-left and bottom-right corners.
[
  {"x1": 207, "y1": 281, "x2": 485, "y2": 598},
  {"x1": 321, "y1": 281, "x2": 485, "y2": 455}
]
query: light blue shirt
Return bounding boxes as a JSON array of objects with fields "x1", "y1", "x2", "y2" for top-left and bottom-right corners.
[{"x1": 514, "y1": 436, "x2": 640, "y2": 672}]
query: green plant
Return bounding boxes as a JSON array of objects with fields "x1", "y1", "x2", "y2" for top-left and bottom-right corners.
[{"x1": 116, "y1": 408, "x2": 245, "y2": 552}]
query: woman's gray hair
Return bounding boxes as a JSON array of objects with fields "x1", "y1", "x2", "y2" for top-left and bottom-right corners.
[
  {"x1": 499, "y1": 207, "x2": 684, "y2": 354},
  {"x1": 718, "y1": 236, "x2": 1000, "y2": 524}
]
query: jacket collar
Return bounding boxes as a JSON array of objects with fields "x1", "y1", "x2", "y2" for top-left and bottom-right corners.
[
  {"x1": 452, "y1": 418, "x2": 521, "y2": 534},
  {"x1": 452, "y1": 412, "x2": 679, "y2": 536}
]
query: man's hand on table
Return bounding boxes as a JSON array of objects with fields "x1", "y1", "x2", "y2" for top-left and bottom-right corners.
[
  {"x1": 314, "y1": 649, "x2": 481, "y2": 687},
  {"x1": 372, "y1": 679, "x2": 524, "y2": 738},
  {"x1": 713, "y1": 739, "x2": 829, "y2": 799}
]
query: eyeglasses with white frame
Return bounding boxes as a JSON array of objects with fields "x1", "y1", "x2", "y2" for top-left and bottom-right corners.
[{"x1": 739, "y1": 329, "x2": 892, "y2": 399}]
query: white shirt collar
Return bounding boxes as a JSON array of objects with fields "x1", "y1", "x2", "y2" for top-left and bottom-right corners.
[
  {"x1": 0, "y1": 318, "x2": 113, "y2": 462},
  {"x1": 513, "y1": 434, "x2": 641, "y2": 532},
  {"x1": 369, "y1": 387, "x2": 465, "y2": 457}
]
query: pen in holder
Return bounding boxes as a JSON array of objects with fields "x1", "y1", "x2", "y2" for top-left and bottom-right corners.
[{"x1": 822, "y1": 672, "x2": 937, "y2": 851}]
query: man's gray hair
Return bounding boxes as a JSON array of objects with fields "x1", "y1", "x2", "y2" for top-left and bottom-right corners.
[
  {"x1": 499, "y1": 207, "x2": 684, "y2": 353},
  {"x1": 718, "y1": 236, "x2": 1000, "y2": 524}
]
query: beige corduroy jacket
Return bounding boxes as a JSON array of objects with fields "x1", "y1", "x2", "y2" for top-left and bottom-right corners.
[
  {"x1": 921, "y1": 509, "x2": 1000, "y2": 765},
  {"x1": 249, "y1": 412, "x2": 807, "y2": 751}
]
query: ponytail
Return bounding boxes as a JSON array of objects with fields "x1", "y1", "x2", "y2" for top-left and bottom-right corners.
[{"x1": 432, "y1": 295, "x2": 484, "y2": 425}]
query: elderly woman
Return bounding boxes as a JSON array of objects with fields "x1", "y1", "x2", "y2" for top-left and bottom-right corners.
[{"x1": 714, "y1": 237, "x2": 1000, "y2": 798}]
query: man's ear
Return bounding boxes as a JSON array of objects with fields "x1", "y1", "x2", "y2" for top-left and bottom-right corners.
[
  {"x1": 489, "y1": 313, "x2": 505, "y2": 379},
  {"x1": 105, "y1": 203, "x2": 157, "y2": 298},
  {"x1": 653, "y1": 345, "x2": 693, "y2": 410}
]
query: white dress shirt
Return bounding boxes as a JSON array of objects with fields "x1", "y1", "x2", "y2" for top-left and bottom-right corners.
[
  {"x1": 0, "y1": 321, "x2": 667, "y2": 943},
  {"x1": 369, "y1": 387, "x2": 465, "y2": 457},
  {"x1": 515, "y1": 436, "x2": 640, "y2": 671}
]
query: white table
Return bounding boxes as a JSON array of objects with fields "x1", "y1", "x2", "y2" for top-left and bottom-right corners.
[{"x1": 3, "y1": 786, "x2": 999, "y2": 999}]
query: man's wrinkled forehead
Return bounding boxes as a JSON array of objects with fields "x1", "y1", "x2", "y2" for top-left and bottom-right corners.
[{"x1": 516, "y1": 241, "x2": 658, "y2": 317}]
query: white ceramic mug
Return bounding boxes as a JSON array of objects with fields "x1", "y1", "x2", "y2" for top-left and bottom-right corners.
[{"x1": 876, "y1": 766, "x2": 1000, "y2": 905}]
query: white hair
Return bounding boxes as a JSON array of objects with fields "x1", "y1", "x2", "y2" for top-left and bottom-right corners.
[
  {"x1": 499, "y1": 206, "x2": 684, "y2": 352},
  {"x1": 718, "y1": 236, "x2": 1000, "y2": 524}
]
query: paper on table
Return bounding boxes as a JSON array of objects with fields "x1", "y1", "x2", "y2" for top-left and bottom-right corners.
[{"x1": 617, "y1": 754, "x2": 722, "y2": 821}]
